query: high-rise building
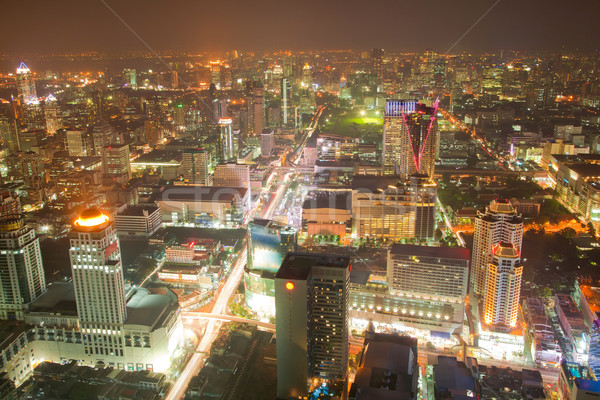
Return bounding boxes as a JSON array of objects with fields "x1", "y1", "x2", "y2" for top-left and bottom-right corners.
[
  {"x1": 70, "y1": 209, "x2": 128, "y2": 358},
  {"x1": 214, "y1": 163, "x2": 250, "y2": 190},
  {"x1": 182, "y1": 148, "x2": 212, "y2": 185},
  {"x1": 101, "y1": 144, "x2": 131, "y2": 185},
  {"x1": 16, "y1": 62, "x2": 37, "y2": 105},
  {"x1": 352, "y1": 175, "x2": 437, "y2": 241},
  {"x1": 245, "y1": 219, "x2": 298, "y2": 316},
  {"x1": 22, "y1": 100, "x2": 45, "y2": 131},
  {"x1": 261, "y1": 130, "x2": 274, "y2": 157},
  {"x1": 253, "y1": 81, "x2": 264, "y2": 136},
  {"x1": 218, "y1": 118, "x2": 237, "y2": 162},
  {"x1": 371, "y1": 48, "x2": 384, "y2": 80},
  {"x1": 0, "y1": 216, "x2": 46, "y2": 320},
  {"x1": 43, "y1": 94, "x2": 62, "y2": 134},
  {"x1": 282, "y1": 78, "x2": 292, "y2": 125},
  {"x1": 124, "y1": 69, "x2": 137, "y2": 88},
  {"x1": 471, "y1": 200, "x2": 523, "y2": 296},
  {"x1": 0, "y1": 118, "x2": 20, "y2": 153},
  {"x1": 382, "y1": 99, "x2": 438, "y2": 179},
  {"x1": 0, "y1": 191, "x2": 21, "y2": 218},
  {"x1": 91, "y1": 121, "x2": 117, "y2": 155},
  {"x1": 66, "y1": 129, "x2": 93, "y2": 157},
  {"x1": 275, "y1": 253, "x2": 350, "y2": 399},
  {"x1": 483, "y1": 242, "x2": 523, "y2": 329},
  {"x1": 387, "y1": 244, "x2": 469, "y2": 303}
]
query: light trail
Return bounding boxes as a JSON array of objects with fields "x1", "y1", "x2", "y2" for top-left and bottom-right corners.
[{"x1": 165, "y1": 244, "x2": 247, "y2": 400}]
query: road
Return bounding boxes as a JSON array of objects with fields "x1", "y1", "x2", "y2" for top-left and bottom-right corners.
[
  {"x1": 182, "y1": 312, "x2": 275, "y2": 332},
  {"x1": 437, "y1": 197, "x2": 466, "y2": 247},
  {"x1": 261, "y1": 172, "x2": 292, "y2": 220},
  {"x1": 165, "y1": 244, "x2": 248, "y2": 400},
  {"x1": 287, "y1": 105, "x2": 325, "y2": 166}
]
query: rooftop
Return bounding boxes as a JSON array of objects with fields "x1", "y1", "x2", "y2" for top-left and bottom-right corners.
[
  {"x1": 157, "y1": 186, "x2": 248, "y2": 202},
  {"x1": 117, "y1": 205, "x2": 160, "y2": 217},
  {"x1": 275, "y1": 252, "x2": 350, "y2": 280},
  {"x1": 389, "y1": 244, "x2": 470, "y2": 261}
]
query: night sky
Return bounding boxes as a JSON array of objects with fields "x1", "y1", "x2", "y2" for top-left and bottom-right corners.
[{"x1": 2, "y1": 0, "x2": 600, "y2": 53}]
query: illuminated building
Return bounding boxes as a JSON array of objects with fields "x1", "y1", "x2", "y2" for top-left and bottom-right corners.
[
  {"x1": 0, "y1": 118, "x2": 19, "y2": 153},
  {"x1": 182, "y1": 149, "x2": 212, "y2": 185},
  {"x1": 12, "y1": 208, "x2": 185, "y2": 373},
  {"x1": 43, "y1": 94, "x2": 61, "y2": 134},
  {"x1": 471, "y1": 200, "x2": 523, "y2": 296},
  {"x1": 302, "y1": 63, "x2": 312, "y2": 87},
  {"x1": 483, "y1": 242, "x2": 523, "y2": 330},
  {"x1": 558, "y1": 360, "x2": 600, "y2": 400},
  {"x1": 0, "y1": 191, "x2": 21, "y2": 218},
  {"x1": 0, "y1": 216, "x2": 46, "y2": 320},
  {"x1": 352, "y1": 174, "x2": 437, "y2": 241},
  {"x1": 157, "y1": 185, "x2": 249, "y2": 227},
  {"x1": 371, "y1": 48, "x2": 384, "y2": 80},
  {"x1": 302, "y1": 191, "x2": 352, "y2": 238},
  {"x1": 22, "y1": 99, "x2": 45, "y2": 131},
  {"x1": 66, "y1": 129, "x2": 93, "y2": 157},
  {"x1": 124, "y1": 69, "x2": 137, "y2": 88},
  {"x1": 218, "y1": 118, "x2": 237, "y2": 162},
  {"x1": 245, "y1": 219, "x2": 297, "y2": 316},
  {"x1": 261, "y1": 130, "x2": 274, "y2": 157},
  {"x1": 102, "y1": 144, "x2": 131, "y2": 185},
  {"x1": 275, "y1": 253, "x2": 350, "y2": 399},
  {"x1": 16, "y1": 62, "x2": 36, "y2": 105},
  {"x1": 214, "y1": 163, "x2": 250, "y2": 190},
  {"x1": 282, "y1": 77, "x2": 292, "y2": 125},
  {"x1": 382, "y1": 99, "x2": 438, "y2": 179},
  {"x1": 91, "y1": 121, "x2": 117, "y2": 155},
  {"x1": 253, "y1": 80, "x2": 264, "y2": 136},
  {"x1": 555, "y1": 293, "x2": 589, "y2": 364},
  {"x1": 114, "y1": 205, "x2": 162, "y2": 238}
]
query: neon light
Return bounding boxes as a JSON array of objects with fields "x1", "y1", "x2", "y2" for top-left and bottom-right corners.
[{"x1": 401, "y1": 108, "x2": 420, "y2": 171}]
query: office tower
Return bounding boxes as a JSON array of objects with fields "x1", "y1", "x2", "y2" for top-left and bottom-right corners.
[
  {"x1": 261, "y1": 130, "x2": 274, "y2": 157},
  {"x1": 245, "y1": 219, "x2": 298, "y2": 316},
  {"x1": 102, "y1": 144, "x2": 131, "y2": 185},
  {"x1": 66, "y1": 129, "x2": 93, "y2": 157},
  {"x1": 0, "y1": 216, "x2": 46, "y2": 320},
  {"x1": 0, "y1": 191, "x2": 21, "y2": 217},
  {"x1": 245, "y1": 82, "x2": 255, "y2": 135},
  {"x1": 218, "y1": 117, "x2": 237, "y2": 162},
  {"x1": 16, "y1": 62, "x2": 37, "y2": 105},
  {"x1": 471, "y1": 200, "x2": 523, "y2": 296},
  {"x1": 282, "y1": 78, "x2": 292, "y2": 125},
  {"x1": 43, "y1": 94, "x2": 61, "y2": 134},
  {"x1": 124, "y1": 69, "x2": 137, "y2": 88},
  {"x1": 382, "y1": 99, "x2": 438, "y2": 179},
  {"x1": 214, "y1": 163, "x2": 250, "y2": 190},
  {"x1": 70, "y1": 208, "x2": 127, "y2": 358},
  {"x1": 182, "y1": 148, "x2": 212, "y2": 185},
  {"x1": 302, "y1": 63, "x2": 312, "y2": 87},
  {"x1": 371, "y1": 48, "x2": 384, "y2": 80},
  {"x1": 253, "y1": 81, "x2": 264, "y2": 136},
  {"x1": 352, "y1": 174, "x2": 437, "y2": 241},
  {"x1": 22, "y1": 99, "x2": 45, "y2": 131},
  {"x1": 275, "y1": 253, "x2": 350, "y2": 399},
  {"x1": 20, "y1": 151, "x2": 45, "y2": 189},
  {"x1": 0, "y1": 118, "x2": 19, "y2": 153},
  {"x1": 387, "y1": 244, "x2": 469, "y2": 303},
  {"x1": 482, "y1": 242, "x2": 523, "y2": 329}
]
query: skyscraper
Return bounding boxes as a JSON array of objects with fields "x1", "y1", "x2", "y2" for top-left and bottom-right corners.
[
  {"x1": 218, "y1": 117, "x2": 237, "y2": 162},
  {"x1": 101, "y1": 144, "x2": 131, "y2": 185},
  {"x1": 182, "y1": 148, "x2": 212, "y2": 185},
  {"x1": 471, "y1": 200, "x2": 523, "y2": 296},
  {"x1": 253, "y1": 81, "x2": 264, "y2": 136},
  {"x1": 70, "y1": 208, "x2": 127, "y2": 359},
  {"x1": 483, "y1": 242, "x2": 523, "y2": 329},
  {"x1": 0, "y1": 216, "x2": 46, "y2": 320},
  {"x1": 382, "y1": 99, "x2": 438, "y2": 179},
  {"x1": 16, "y1": 62, "x2": 37, "y2": 105},
  {"x1": 43, "y1": 94, "x2": 62, "y2": 134},
  {"x1": 282, "y1": 78, "x2": 292, "y2": 125},
  {"x1": 275, "y1": 253, "x2": 350, "y2": 399}
]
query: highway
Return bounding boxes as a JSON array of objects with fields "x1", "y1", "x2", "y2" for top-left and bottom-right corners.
[
  {"x1": 182, "y1": 312, "x2": 275, "y2": 332},
  {"x1": 287, "y1": 105, "x2": 325, "y2": 166},
  {"x1": 165, "y1": 244, "x2": 248, "y2": 400},
  {"x1": 261, "y1": 172, "x2": 292, "y2": 220}
]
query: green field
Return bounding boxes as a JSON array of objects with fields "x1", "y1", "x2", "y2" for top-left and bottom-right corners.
[{"x1": 322, "y1": 110, "x2": 383, "y2": 140}]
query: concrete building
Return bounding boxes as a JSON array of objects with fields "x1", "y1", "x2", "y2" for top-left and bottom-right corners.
[
  {"x1": 214, "y1": 163, "x2": 250, "y2": 191},
  {"x1": 349, "y1": 333, "x2": 419, "y2": 400},
  {"x1": 275, "y1": 253, "x2": 350, "y2": 399},
  {"x1": 302, "y1": 191, "x2": 352, "y2": 238},
  {"x1": 114, "y1": 205, "x2": 162, "y2": 238},
  {"x1": 558, "y1": 360, "x2": 600, "y2": 400},
  {"x1": 522, "y1": 297, "x2": 561, "y2": 365},
  {"x1": 102, "y1": 144, "x2": 131, "y2": 185},
  {"x1": 0, "y1": 217, "x2": 46, "y2": 320},
  {"x1": 261, "y1": 130, "x2": 274, "y2": 158},
  {"x1": 157, "y1": 186, "x2": 249, "y2": 227},
  {"x1": 382, "y1": 99, "x2": 438, "y2": 179},
  {"x1": 471, "y1": 200, "x2": 523, "y2": 296},
  {"x1": 182, "y1": 149, "x2": 212, "y2": 185},
  {"x1": 555, "y1": 293, "x2": 589, "y2": 364},
  {"x1": 66, "y1": 129, "x2": 93, "y2": 157},
  {"x1": 352, "y1": 175, "x2": 437, "y2": 242},
  {"x1": 483, "y1": 242, "x2": 523, "y2": 330}
]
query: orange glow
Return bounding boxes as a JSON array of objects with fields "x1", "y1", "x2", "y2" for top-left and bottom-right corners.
[
  {"x1": 74, "y1": 213, "x2": 109, "y2": 227},
  {"x1": 285, "y1": 282, "x2": 295, "y2": 291}
]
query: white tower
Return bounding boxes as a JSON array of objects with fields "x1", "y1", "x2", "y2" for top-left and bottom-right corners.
[
  {"x1": 69, "y1": 208, "x2": 127, "y2": 358},
  {"x1": 471, "y1": 200, "x2": 523, "y2": 296},
  {"x1": 483, "y1": 242, "x2": 523, "y2": 329}
]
